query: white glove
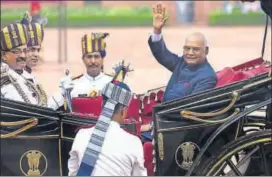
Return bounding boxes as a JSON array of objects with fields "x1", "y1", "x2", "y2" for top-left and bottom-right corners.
[{"x1": 59, "y1": 69, "x2": 74, "y2": 95}]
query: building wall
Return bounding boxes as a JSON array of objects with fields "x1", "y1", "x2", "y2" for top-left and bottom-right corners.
[
  {"x1": 102, "y1": 1, "x2": 224, "y2": 26},
  {"x1": 102, "y1": 1, "x2": 178, "y2": 26},
  {"x1": 1, "y1": 1, "x2": 224, "y2": 25},
  {"x1": 194, "y1": 1, "x2": 223, "y2": 25}
]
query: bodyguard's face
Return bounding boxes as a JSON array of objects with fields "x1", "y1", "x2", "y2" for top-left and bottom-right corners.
[
  {"x1": 183, "y1": 39, "x2": 208, "y2": 65},
  {"x1": 3, "y1": 45, "x2": 27, "y2": 70},
  {"x1": 26, "y1": 45, "x2": 41, "y2": 68},
  {"x1": 83, "y1": 52, "x2": 103, "y2": 77}
]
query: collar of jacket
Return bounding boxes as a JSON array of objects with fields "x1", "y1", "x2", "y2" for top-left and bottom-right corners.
[
  {"x1": 84, "y1": 72, "x2": 105, "y2": 81},
  {"x1": 15, "y1": 69, "x2": 23, "y2": 75},
  {"x1": 25, "y1": 65, "x2": 32, "y2": 74}
]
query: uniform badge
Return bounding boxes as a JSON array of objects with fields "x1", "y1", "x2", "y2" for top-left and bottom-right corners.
[
  {"x1": 20, "y1": 150, "x2": 48, "y2": 176},
  {"x1": 175, "y1": 142, "x2": 200, "y2": 170},
  {"x1": 89, "y1": 90, "x2": 98, "y2": 97}
]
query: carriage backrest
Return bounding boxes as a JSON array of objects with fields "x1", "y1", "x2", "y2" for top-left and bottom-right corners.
[
  {"x1": 216, "y1": 58, "x2": 271, "y2": 87},
  {"x1": 73, "y1": 114, "x2": 140, "y2": 137},
  {"x1": 126, "y1": 97, "x2": 141, "y2": 122},
  {"x1": 72, "y1": 96, "x2": 142, "y2": 121},
  {"x1": 232, "y1": 58, "x2": 265, "y2": 71},
  {"x1": 72, "y1": 96, "x2": 103, "y2": 116},
  {"x1": 142, "y1": 92, "x2": 159, "y2": 116}
]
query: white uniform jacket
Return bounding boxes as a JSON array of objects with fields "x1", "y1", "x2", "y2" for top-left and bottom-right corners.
[
  {"x1": 47, "y1": 72, "x2": 113, "y2": 110},
  {"x1": 21, "y1": 69, "x2": 38, "y2": 85},
  {"x1": 68, "y1": 121, "x2": 147, "y2": 176},
  {"x1": 21, "y1": 70, "x2": 55, "y2": 108},
  {"x1": 1, "y1": 64, "x2": 40, "y2": 105}
]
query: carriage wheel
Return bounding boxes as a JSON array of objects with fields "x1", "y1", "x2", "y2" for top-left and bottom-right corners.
[{"x1": 197, "y1": 129, "x2": 272, "y2": 176}]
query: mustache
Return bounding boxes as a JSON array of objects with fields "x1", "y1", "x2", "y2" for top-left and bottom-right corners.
[
  {"x1": 16, "y1": 57, "x2": 26, "y2": 62},
  {"x1": 88, "y1": 64, "x2": 99, "y2": 68}
]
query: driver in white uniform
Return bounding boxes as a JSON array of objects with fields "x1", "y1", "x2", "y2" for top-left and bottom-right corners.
[{"x1": 48, "y1": 33, "x2": 113, "y2": 110}]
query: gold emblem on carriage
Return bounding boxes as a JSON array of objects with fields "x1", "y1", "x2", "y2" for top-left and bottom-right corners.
[
  {"x1": 20, "y1": 150, "x2": 48, "y2": 176},
  {"x1": 157, "y1": 132, "x2": 164, "y2": 160},
  {"x1": 175, "y1": 142, "x2": 200, "y2": 171}
]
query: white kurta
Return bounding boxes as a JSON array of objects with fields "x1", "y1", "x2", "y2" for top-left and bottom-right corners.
[
  {"x1": 1, "y1": 64, "x2": 39, "y2": 105},
  {"x1": 47, "y1": 72, "x2": 113, "y2": 110},
  {"x1": 68, "y1": 121, "x2": 147, "y2": 176}
]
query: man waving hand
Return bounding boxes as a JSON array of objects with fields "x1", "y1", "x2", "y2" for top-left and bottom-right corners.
[{"x1": 148, "y1": 3, "x2": 217, "y2": 102}]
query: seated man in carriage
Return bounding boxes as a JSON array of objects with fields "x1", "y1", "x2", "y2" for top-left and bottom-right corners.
[
  {"x1": 68, "y1": 63, "x2": 147, "y2": 176},
  {"x1": 19, "y1": 12, "x2": 49, "y2": 107},
  {"x1": 47, "y1": 33, "x2": 113, "y2": 111},
  {"x1": 141, "y1": 2, "x2": 218, "y2": 139},
  {"x1": 148, "y1": 3, "x2": 217, "y2": 103},
  {"x1": 0, "y1": 22, "x2": 44, "y2": 105}
]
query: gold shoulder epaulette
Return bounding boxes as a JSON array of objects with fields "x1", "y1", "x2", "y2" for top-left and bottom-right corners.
[
  {"x1": 104, "y1": 72, "x2": 114, "y2": 77},
  {"x1": 72, "y1": 74, "x2": 83, "y2": 80}
]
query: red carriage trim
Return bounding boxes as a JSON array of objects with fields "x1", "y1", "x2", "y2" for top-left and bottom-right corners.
[{"x1": 143, "y1": 142, "x2": 154, "y2": 176}]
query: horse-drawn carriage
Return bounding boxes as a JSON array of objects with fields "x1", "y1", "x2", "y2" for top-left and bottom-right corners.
[
  {"x1": 1, "y1": 16, "x2": 271, "y2": 177},
  {"x1": 1, "y1": 58, "x2": 271, "y2": 176}
]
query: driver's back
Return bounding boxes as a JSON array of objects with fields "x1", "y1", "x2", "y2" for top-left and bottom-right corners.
[{"x1": 68, "y1": 121, "x2": 147, "y2": 176}]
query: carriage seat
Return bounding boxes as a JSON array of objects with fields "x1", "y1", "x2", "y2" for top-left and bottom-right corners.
[
  {"x1": 143, "y1": 142, "x2": 154, "y2": 176},
  {"x1": 141, "y1": 92, "x2": 159, "y2": 125},
  {"x1": 71, "y1": 112, "x2": 141, "y2": 137},
  {"x1": 72, "y1": 96, "x2": 103, "y2": 116},
  {"x1": 216, "y1": 58, "x2": 271, "y2": 87},
  {"x1": 72, "y1": 96, "x2": 141, "y2": 122},
  {"x1": 216, "y1": 67, "x2": 254, "y2": 87}
]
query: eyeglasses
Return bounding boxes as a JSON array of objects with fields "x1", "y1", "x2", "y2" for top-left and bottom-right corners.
[
  {"x1": 9, "y1": 48, "x2": 27, "y2": 55},
  {"x1": 183, "y1": 46, "x2": 202, "y2": 53},
  {"x1": 85, "y1": 54, "x2": 101, "y2": 59}
]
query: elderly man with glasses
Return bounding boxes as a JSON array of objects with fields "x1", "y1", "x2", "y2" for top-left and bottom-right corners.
[{"x1": 148, "y1": 3, "x2": 217, "y2": 103}]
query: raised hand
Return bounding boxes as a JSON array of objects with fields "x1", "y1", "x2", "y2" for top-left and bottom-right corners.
[{"x1": 152, "y1": 2, "x2": 168, "y2": 34}]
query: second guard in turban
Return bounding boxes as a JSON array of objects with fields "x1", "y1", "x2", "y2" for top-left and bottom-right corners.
[
  {"x1": 47, "y1": 33, "x2": 113, "y2": 111},
  {"x1": 19, "y1": 12, "x2": 49, "y2": 107},
  {"x1": 0, "y1": 22, "x2": 42, "y2": 105},
  {"x1": 68, "y1": 62, "x2": 147, "y2": 176}
]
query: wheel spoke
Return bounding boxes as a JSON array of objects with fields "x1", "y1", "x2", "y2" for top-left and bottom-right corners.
[
  {"x1": 226, "y1": 147, "x2": 259, "y2": 176},
  {"x1": 226, "y1": 159, "x2": 243, "y2": 176},
  {"x1": 259, "y1": 144, "x2": 269, "y2": 175}
]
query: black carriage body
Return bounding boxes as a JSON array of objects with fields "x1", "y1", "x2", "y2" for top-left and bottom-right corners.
[
  {"x1": 0, "y1": 98, "x2": 139, "y2": 176},
  {"x1": 152, "y1": 73, "x2": 271, "y2": 176},
  {"x1": 0, "y1": 99, "x2": 62, "y2": 176}
]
